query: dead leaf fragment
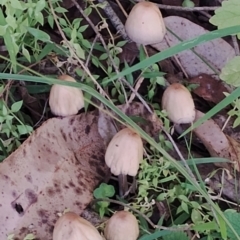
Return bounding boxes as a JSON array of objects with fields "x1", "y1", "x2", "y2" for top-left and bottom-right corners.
[{"x1": 189, "y1": 74, "x2": 230, "y2": 104}]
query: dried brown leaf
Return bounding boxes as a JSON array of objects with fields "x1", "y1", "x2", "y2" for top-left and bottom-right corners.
[
  {"x1": 189, "y1": 74, "x2": 230, "y2": 104},
  {"x1": 0, "y1": 112, "x2": 108, "y2": 239}
]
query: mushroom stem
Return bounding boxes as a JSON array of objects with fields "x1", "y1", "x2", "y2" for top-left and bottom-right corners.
[{"x1": 118, "y1": 174, "x2": 128, "y2": 197}]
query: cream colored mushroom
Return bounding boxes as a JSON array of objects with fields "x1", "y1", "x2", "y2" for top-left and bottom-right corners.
[
  {"x1": 105, "y1": 127, "x2": 143, "y2": 196},
  {"x1": 125, "y1": 1, "x2": 166, "y2": 45},
  {"x1": 161, "y1": 83, "x2": 196, "y2": 124},
  {"x1": 53, "y1": 212, "x2": 103, "y2": 240},
  {"x1": 49, "y1": 75, "x2": 84, "y2": 117},
  {"x1": 105, "y1": 127, "x2": 143, "y2": 176},
  {"x1": 104, "y1": 211, "x2": 139, "y2": 240}
]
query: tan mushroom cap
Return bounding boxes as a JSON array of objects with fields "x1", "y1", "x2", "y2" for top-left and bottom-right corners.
[
  {"x1": 104, "y1": 211, "x2": 139, "y2": 240},
  {"x1": 49, "y1": 75, "x2": 84, "y2": 117},
  {"x1": 162, "y1": 83, "x2": 196, "y2": 124},
  {"x1": 53, "y1": 212, "x2": 103, "y2": 240},
  {"x1": 105, "y1": 128, "x2": 143, "y2": 176},
  {"x1": 125, "y1": 1, "x2": 166, "y2": 45}
]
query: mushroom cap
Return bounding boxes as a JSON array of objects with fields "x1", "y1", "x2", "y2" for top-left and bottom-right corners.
[
  {"x1": 105, "y1": 128, "x2": 143, "y2": 176},
  {"x1": 162, "y1": 83, "x2": 196, "y2": 124},
  {"x1": 125, "y1": 1, "x2": 166, "y2": 45},
  {"x1": 104, "y1": 211, "x2": 139, "y2": 240},
  {"x1": 53, "y1": 212, "x2": 103, "y2": 240},
  {"x1": 49, "y1": 75, "x2": 84, "y2": 117}
]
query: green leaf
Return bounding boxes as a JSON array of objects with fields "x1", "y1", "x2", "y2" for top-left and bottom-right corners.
[
  {"x1": 191, "y1": 209, "x2": 202, "y2": 223},
  {"x1": 93, "y1": 183, "x2": 115, "y2": 199},
  {"x1": 47, "y1": 15, "x2": 54, "y2": 28},
  {"x1": 116, "y1": 40, "x2": 127, "y2": 47},
  {"x1": 10, "y1": 0, "x2": 23, "y2": 9},
  {"x1": 78, "y1": 25, "x2": 88, "y2": 33},
  {"x1": 59, "y1": 18, "x2": 67, "y2": 27},
  {"x1": 73, "y1": 18, "x2": 81, "y2": 29},
  {"x1": 192, "y1": 220, "x2": 218, "y2": 232},
  {"x1": 17, "y1": 125, "x2": 32, "y2": 135},
  {"x1": 224, "y1": 209, "x2": 240, "y2": 240},
  {"x1": 178, "y1": 195, "x2": 189, "y2": 202},
  {"x1": 181, "y1": 201, "x2": 189, "y2": 214},
  {"x1": 209, "y1": 0, "x2": 240, "y2": 39},
  {"x1": 22, "y1": 45, "x2": 31, "y2": 62},
  {"x1": 54, "y1": 7, "x2": 68, "y2": 13},
  {"x1": 220, "y1": 56, "x2": 240, "y2": 87},
  {"x1": 6, "y1": 15, "x2": 17, "y2": 30},
  {"x1": 2, "y1": 104, "x2": 8, "y2": 116},
  {"x1": 35, "y1": 0, "x2": 46, "y2": 12},
  {"x1": 35, "y1": 12, "x2": 44, "y2": 25},
  {"x1": 81, "y1": 39, "x2": 91, "y2": 48},
  {"x1": 99, "y1": 53, "x2": 108, "y2": 60},
  {"x1": 182, "y1": 0, "x2": 195, "y2": 7},
  {"x1": 11, "y1": 101, "x2": 23, "y2": 113},
  {"x1": 27, "y1": 27, "x2": 51, "y2": 42},
  {"x1": 73, "y1": 43, "x2": 85, "y2": 59},
  {"x1": 0, "y1": 25, "x2": 7, "y2": 35}
]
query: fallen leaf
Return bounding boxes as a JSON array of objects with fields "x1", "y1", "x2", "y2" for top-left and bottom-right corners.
[
  {"x1": 153, "y1": 16, "x2": 235, "y2": 77},
  {"x1": 0, "y1": 112, "x2": 108, "y2": 239},
  {"x1": 189, "y1": 74, "x2": 230, "y2": 104},
  {"x1": 193, "y1": 110, "x2": 239, "y2": 171}
]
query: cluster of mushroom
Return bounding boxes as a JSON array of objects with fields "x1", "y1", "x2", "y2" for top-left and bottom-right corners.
[{"x1": 53, "y1": 210, "x2": 139, "y2": 240}]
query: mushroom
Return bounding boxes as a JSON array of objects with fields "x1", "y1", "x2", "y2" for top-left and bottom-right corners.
[
  {"x1": 104, "y1": 211, "x2": 139, "y2": 240},
  {"x1": 161, "y1": 83, "x2": 196, "y2": 124},
  {"x1": 53, "y1": 212, "x2": 103, "y2": 240},
  {"x1": 105, "y1": 127, "x2": 143, "y2": 196},
  {"x1": 49, "y1": 74, "x2": 84, "y2": 117},
  {"x1": 125, "y1": 1, "x2": 166, "y2": 45}
]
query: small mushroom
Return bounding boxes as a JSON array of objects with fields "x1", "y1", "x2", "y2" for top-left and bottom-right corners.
[
  {"x1": 49, "y1": 75, "x2": 84, "y2": 117},
  {"x1": 104, "y1": 211, "x2": 139, "y2": 240},
  {"x1": 125, "y1": 1, "x2": 166, "y2": 45},
  {"x1": 162, "y1": 83, "x2": 196, "y2": 124},
  {"x1": 53, "y1": 212, "x2": 103, "y2": 240},
  {"x1": 105, "y1": 127, "x2": 143, "y2": 196}
]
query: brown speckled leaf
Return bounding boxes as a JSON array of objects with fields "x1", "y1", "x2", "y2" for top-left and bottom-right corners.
[{"x1": 0, "y1": 112, "x2": 108, "y2": 239}]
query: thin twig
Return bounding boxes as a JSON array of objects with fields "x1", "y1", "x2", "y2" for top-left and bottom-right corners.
[
  {"x1": 115, "y1": 0, "x2": 128, "y2": 18},
  {"x1": 94, "y1": 198, "x2": 192, "y2": 231},
  {"x1": 231, "y1": 35, "x2": 240, "y2": 56}
]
